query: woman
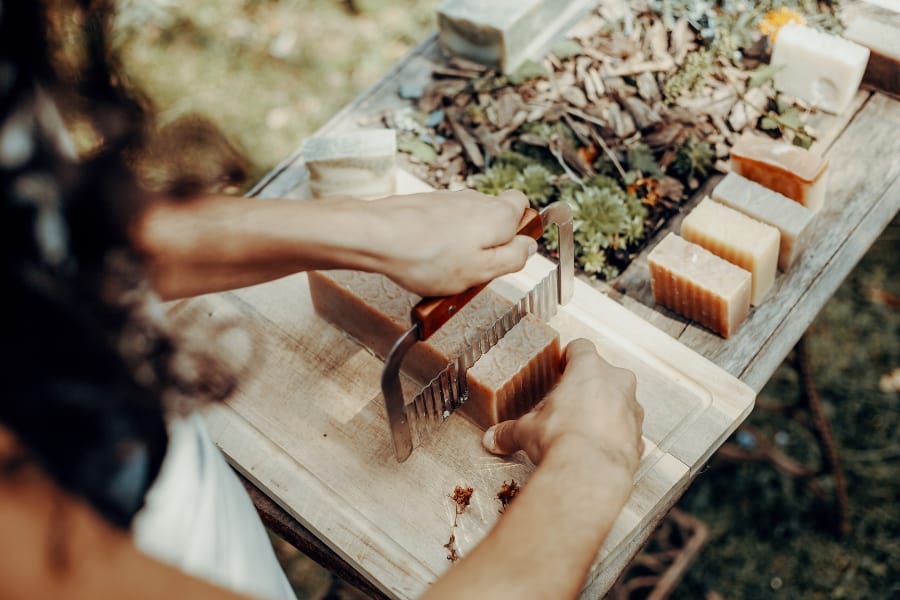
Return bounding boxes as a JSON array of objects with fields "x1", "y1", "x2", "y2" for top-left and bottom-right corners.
[{"x1": 0, "y1": 2, "x2": 644, "y2": 598}]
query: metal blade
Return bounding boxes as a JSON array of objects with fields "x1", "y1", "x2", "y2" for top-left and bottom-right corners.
[{"x1": 383, "y1": 200, "x2": 575, "y2": 461}]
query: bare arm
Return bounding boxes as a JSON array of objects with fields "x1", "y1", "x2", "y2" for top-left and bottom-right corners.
[
  {"x1": 422, "y1": 340, "x2": 644, "y2": 600},
  {"x1": 133, "y1": 190, "x2": 537, "y2": 300}
]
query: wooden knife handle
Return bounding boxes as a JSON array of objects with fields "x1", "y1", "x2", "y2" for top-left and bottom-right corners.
[{"x1": 412, "y1": 207, "x2": 542, "y2": 339}]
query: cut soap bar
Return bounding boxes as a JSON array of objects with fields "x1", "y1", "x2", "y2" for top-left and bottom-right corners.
[
  {"x1": 437, "y1": 0, "x2": 595, "y2": 73},
  {"x1": 681, "y1": 197, "x2": 780, "y2": 306},
  {"x1": 770, "y1": 24, "x2": 869, "y2": 114},
  {"x1": 307, "y1": 270, "x2": 561, "y2": 428},
  {"x1": 465, "y1": 315, "x2": 560, "y2": 427},
  {"x1": 303, "y1": 130, "x2": 397, "y2": 199},
  {"x1": 843, "y1": 15, "x2": 900, "y2": 96},
  {"x1": 712, "y1": 172, "x2": 814, "y2": 270},
  {"x1": 648, "y1": 233, "x2": 751, "y2": 338},
  {"x1": 730, "y1": 132, "x2": 829, "y2": 212}
]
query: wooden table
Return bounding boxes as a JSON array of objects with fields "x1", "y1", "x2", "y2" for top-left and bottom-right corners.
[{"x1": 192, "y1": 30, "x2": 899, "y2": 600}]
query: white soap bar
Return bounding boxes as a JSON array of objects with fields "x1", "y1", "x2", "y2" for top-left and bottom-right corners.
[
  {"x1": 770, "y1": 24, "x2": 869, "y2": 114},
  {"x1": 437, "y1": 0, "x2": 594, "y2": 73},
  {"x1": 730, "y1": 132, "x2": 829, "y2": 212},
  {"x1": 681, "y1": 197, "x2": 780, "y2": 306},
  {"x1": 303, "y1": 130, "x2": 397, "y2": 199},
  {"x1": 844, "y1": 15, "x2": 900, "y2": 96},
  {"x1": 712, "y1": 172, "x2": 814, "y2": 271},
  {"x1": 648, "y1": 233, "x2": 751, "y2": 338}
]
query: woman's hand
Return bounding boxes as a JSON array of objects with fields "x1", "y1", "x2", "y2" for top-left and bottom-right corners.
[
  {"x1": 482, "y1": 339, "x2": 644, "y2": 476},
  {"x1": 368, "y1": 189, "x2": 537, "y2": 297}
]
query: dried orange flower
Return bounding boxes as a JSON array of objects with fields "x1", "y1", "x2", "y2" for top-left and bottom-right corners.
[{"x1": 758, "y1": 8, "x2": 806, "y2": 42}]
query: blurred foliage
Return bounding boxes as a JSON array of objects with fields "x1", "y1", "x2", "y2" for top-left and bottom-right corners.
[{"x1": 114, "y1": 0, "x2": 441, "y2": 184}]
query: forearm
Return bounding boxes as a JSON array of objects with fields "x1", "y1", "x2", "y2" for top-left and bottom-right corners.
[
  {"x1": 134, "y1": 195, "x2": 391, "y2": 300},
  {"x1": 422, "y1": 436, "x2": 634, "y2": 600}
]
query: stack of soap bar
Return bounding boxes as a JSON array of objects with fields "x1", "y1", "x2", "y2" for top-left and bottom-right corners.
[
  {"x1": 307, "y1": 270, "x2": 561, "y2": 428},
  {"x1": 713, "y1": 172, "x2": 814, "y2": 270},
  {"x1": 681, "y1": 197, "x2": 780, "y2": 306},
  {"x1": 843, "y1": 15, "x2": 900, "y2": 97},
  {"x1": 437, "y1": 0, "x2": 594, "y2": 73},
  {"x1": 730, "y1": 132, "x2": 829, "y2": 212},
  {"x1": 648, "y1": 233, "x2": 751, "y2": 338},
  {"x1": 302, "y1": 130, "x2": 397, "y2": 199},
  {"x1": 770, "y1": 24, "x2": 870, "y2": 114}
]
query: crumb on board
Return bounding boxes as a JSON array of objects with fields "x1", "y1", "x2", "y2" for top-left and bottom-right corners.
[
  {"x1": 450, "y1": 485, "x2": 474, "y2": 515},
  {"x1": 445, "y1": 485, "x2": 474, "y2": 562},
  {"x1": 496, "y1": 479, "x2": 520, "y2": 513}
]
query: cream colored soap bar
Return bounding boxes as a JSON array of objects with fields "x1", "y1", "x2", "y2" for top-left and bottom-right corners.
[
  {"x1": 303, "y1": 130, "x2": 397, "y2": 199},
  {"x1": 681, "y1": 197, "x2": 779, "y2": 306},
  {"x1": 437, "y1": 0, "x2": 594, "y2": 73},
  {"x1": 771, "y1": 24, "x2": 870, "y2": 114},
  {"x1": 730, "y1": 132, "x2": 829, "y2": 212},
  {"x1": 648, "y1": 233, "x2": 751, "y2": 338},
  {"x1": 712, "y1": 172, "x2": 814, "y2": 271}
]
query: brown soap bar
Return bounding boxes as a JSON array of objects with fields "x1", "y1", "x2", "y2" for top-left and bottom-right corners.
[
  {"x1": 465, "y1": 314, "x2": 560, "y2": 427},
  {"x1": 308, "y1": 270, "x2": 561, "y2": 427}
]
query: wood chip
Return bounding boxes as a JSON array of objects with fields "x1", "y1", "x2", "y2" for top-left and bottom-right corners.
[
  {"x1": 622, "y1": 96, "x2": 663, "y2": 130},
  {"x1": 446, "y1": 109, "x2": 485, "y2": 168}
]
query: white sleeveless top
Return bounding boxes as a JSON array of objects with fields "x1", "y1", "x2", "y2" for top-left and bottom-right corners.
[{"x1": 132, "y1": 412, "x2": 296, "y2": 600}]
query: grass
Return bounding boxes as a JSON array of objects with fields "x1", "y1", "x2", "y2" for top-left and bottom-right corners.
[{"x1": 113, "y1": 1, "x2": 900, "y2": 597}]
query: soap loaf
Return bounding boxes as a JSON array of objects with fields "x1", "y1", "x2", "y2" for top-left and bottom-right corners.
[
  {"x1": 648, "y1": 233, "x2": 751, "y2": 338},
  {"x1": 730, "y1": 132, "x2": 829, "y2": 212},
  {"x1": 843, "y1": 15, "x2": 900, "y2": 97},
  {"x1": 437, "y1": 0, "x2": 594, "y2": 73},
  {"x1": 307, "y1": 270, "x2": 561, "y2": 428},
  {"x1": 303, "y1": 130, "x2": 397, "y2": 199},
  {"x1": 712, "y1": 172, "x2": 814, "y2": 270}
]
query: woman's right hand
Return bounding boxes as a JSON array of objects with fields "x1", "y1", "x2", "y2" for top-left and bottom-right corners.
[
  {"x1": 367, "y1": 189, "x2": 537, "y2": 297},
  {"x1": 482, "y1": 339, "x2": 644, "y2": 476}
]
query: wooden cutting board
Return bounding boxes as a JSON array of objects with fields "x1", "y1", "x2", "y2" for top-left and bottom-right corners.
[{"x1": 180, "y1": 170, "x2": 755, "y2": 599}]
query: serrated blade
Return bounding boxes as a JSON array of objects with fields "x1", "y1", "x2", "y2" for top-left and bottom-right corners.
[{"x1": 404, "y1": 270, "x2": 559, "y2": 447}]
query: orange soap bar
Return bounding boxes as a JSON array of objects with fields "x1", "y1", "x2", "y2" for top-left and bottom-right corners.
[
  {"x1": 648, "y1": 233, "x2": 752, "y2": 338},
  {"x1": 307, "y1": 270, "x2": 561, "y2": 428},
  {"x1": 730, "y1": 132, "x2": 829, "y2": 212}
]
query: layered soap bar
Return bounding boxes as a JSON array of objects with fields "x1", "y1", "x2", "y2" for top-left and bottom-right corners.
[
  {"x1": 307, "y1": 270, "x2": 561, "y2": 428},
  {"x1": 730, "y1": 132, "x2": 829, "y2": 212},
  {"x1": 770, "y1": 24, "x2": 870, "y2": 114},
  {"x1": 437, "y1": 0, "x2": 594, "y2": 73},
  {"x1": 843, "y1": 15, "x2": 900, "y2": 97},
  {"x1": 648, "y1": 233, "x2": 751, "y2": 338},
  {"x1": 712, "y1": 172, "x2": 814, "y2": 270},
  {"x1": 302, "y1": 130, "x2": 397, "y2": 199},
  {"x1": 681, "y1": 197, "x2": 779, "y2": 306}
]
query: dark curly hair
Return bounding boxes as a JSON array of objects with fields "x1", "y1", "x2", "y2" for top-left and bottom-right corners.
[{"x1": 1, "y1": 0, "x2": 237, "y2": 528}]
